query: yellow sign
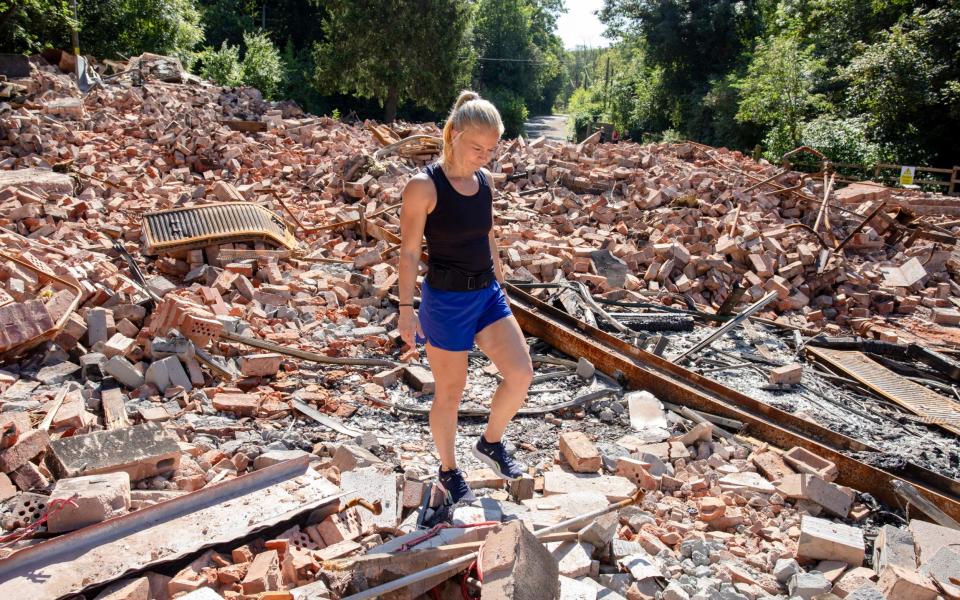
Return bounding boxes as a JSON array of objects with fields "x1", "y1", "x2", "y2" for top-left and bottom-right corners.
[{"x1": 900, "y1": 166, "x2": 916, "y2": 186}]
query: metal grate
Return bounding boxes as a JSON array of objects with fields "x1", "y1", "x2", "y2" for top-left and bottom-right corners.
[
  {"x1": 142, "y1": 202, "x2": 298, "y2": 255},
  {"x1": 808, "y1": 346, "x2": 960, "y2": 436}
]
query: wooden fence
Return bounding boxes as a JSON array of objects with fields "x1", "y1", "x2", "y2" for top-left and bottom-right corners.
[{"x1": 791, "y1": 160, "x2": 960, "y2": 195}]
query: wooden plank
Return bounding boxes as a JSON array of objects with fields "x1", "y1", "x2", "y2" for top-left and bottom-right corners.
[{"x1": 101, "y1": 384, "x2": 131, "y2": 429}]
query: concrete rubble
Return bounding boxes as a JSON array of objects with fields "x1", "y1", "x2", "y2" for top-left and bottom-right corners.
[{"x1": 0, "y1": 53, "x2": 958, "y2": 599}]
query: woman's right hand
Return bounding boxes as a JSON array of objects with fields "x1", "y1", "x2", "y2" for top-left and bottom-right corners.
[{"x1": 398, "y1": 306, "x2": 422, "y2": 351}]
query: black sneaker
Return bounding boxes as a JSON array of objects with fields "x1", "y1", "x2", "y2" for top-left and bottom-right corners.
[
  {"x1": 472, "y1": 435, "x2": 524, "y2": 480},
  {"x1": 437, "y1": 467, "x2": 476, "y2": 504}
]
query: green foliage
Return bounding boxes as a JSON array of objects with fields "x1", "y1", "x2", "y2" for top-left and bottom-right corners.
[
  {"x1": 762, "y1": 115, "x2": 884, "y2": 164},
  {"x1": 241, "y1": 30, "x2": 284, "y2": 99},
  {"x1": 78, "y1": 0, "x2": 204, "y2": 65},
  {"x1": 735, "y1": 33, "x2": 830, "y2": 147},
  {"x1": 484, "y1": 87, "x2": 529, "y2": 138},
  {"x1": 0, "y1": 1, "x2": 75, "y2": 54},
  {"x1": 313, "y1": 0, "x2": 473, "y2": 122},
  {"x1": 200, "y1": 41, "x2": 243, "y2": 87}
]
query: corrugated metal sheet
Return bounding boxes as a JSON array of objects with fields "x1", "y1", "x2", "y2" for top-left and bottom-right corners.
[{"x1": 142, "y1": 202, "x2": 298, "y2": 255}]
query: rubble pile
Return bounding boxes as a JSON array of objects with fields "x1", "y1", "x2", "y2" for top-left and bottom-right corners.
[{"x1": 0, "y1": 55, "x2": 957, "y2": 599}]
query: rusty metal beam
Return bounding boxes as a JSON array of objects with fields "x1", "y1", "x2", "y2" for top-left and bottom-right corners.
[
  {"x1": 505, "y1": 284, "x2": 960, "y2": 523},
  {"x1": 0, "y1": 456, "x2": 344, "y2": 599}
]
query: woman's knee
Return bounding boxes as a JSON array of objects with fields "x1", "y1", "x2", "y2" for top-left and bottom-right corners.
[
  {"x1": 433, "y1": 383, "x2": 466, "y2": 404},
  {"x1": 503, "y1": 358, "x2": 534, "y2": 388}
]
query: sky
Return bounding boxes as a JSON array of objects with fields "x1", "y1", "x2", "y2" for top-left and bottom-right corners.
[{"x1": 555, "y1": 0, "x2": 611, "y2": 50}]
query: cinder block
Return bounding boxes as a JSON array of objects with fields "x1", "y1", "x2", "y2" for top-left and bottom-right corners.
[
  {"x1": 481, "y1": 520, "x2": 560, "y2": 599},
  {"x1": 777, "y1": 473, "x2": 852, "y2": 517},
  {"x1": 783, "y1": 446, "x2": 838, "y2": 482},
  {"x1": 46, "y1": 422, "x2": 180, "y2": 482},
  {"x1": 104, "y1": 355, "x2": 144, "y2": 389},
  {"x1": 872, "y1": 524, "x2": 916, "y2": 573},
  {"x1": 47, "y1": 471, "x2": 131, "y2": 533}
]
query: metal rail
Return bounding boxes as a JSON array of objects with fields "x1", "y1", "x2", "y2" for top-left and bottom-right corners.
[{"x1": 504, "y1": 283, "x2": 960, "y2": 522}]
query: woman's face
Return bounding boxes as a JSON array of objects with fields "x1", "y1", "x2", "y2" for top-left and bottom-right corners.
[{"x1": 452, "y1": 127, "x2": 500, "y2": 172}]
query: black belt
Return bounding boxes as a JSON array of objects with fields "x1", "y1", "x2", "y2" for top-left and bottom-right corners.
[{"x1": 426, "y1": 265, "x2": 495, "y2": 291}]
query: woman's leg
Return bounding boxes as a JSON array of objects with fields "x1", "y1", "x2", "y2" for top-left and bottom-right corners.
[
  {"x1": 423, "y1": 343, "x2": 469, "y2": 470},
  {"x1": 474, "y1": 316, "x2": 533, "y2": 443}
]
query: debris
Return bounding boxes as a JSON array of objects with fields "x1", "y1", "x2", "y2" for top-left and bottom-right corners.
[
  {"x1": 480, "y1": 520, "x2": 560, "y2": 599},
  {"x1": 47, "y1": 472, "x2": 131, "y2": 533},
  {"x1": 559, "y1": 431, "x2": 602, "y2": 473},
  {"x1": 797, "y1": 515, "x2": 865, "y2": 566},
  {"x1": 46, "y1": 422, "x2": 181, "y2": 480}
]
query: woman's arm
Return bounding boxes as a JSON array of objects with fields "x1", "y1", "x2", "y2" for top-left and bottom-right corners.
[
  {"x1": 398, "y1": 174, "x2": 432, "y2": 348},
  {"x1": 483, "y1": 168, "x2": 505, "y2": 284}
]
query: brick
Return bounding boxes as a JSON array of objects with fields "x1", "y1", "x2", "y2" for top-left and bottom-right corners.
[
  {"x1": 10, "y1": 461, "x2": 49, "y2": 490},
  {"x1": 751, "y1": 449, "x2": 796, "y2": 483},
  {"x1": 876, "y1": 565, "x2": 938, "y2": 600},
  {"x1": 907, "y1": 518, "x2": 960, "y2": 564},
  {"x1": 212, "y1": 392, "x2": 260, "y2": 416},
  {"x1": 239, "y1": 353, "x2": 283, "y2": 377},
  {"x1": 102, "y1": 333, "x2": 136, "y2": 358},
  {"x1": 242, "y1": 550, "x2": 281, "y2": 594},
  {"x1": 783, "y1": 446, "x2": 838, "y2": 482},
  {"x1": 330, "y1": 443, "x2": 384, "y2": 472},
  {"x1": 145, "y1": 356, "x2": 192, "y2": 394},
  {"x1": 0, "y1": 299, "x2": 55, "y2": 354},
  {"x1": 46, "y1": 422, "x2": 181, "y2": 481},
  {"x1": 559, "y1": 431, "x2": 602, "y2": 473},
  {"x1": 480, "y1": 520, "x2": 560, "y2": 600},
  {"x1": 777, "y1": 473, "x2": 852, "y2": 517},
  {"x1": 797, "y1": 515, "x2": 865, "y2": 566},
  {"x1": 47, "y1": 471, "x2": 131, "y2": 533},
  {"x1": 403, "y1": 365, "x2": 435, "y2": 392},
  {"x1": 769, "y1": 363, "x2": 802, "y2": 385},
  {"x1": 931, "y1": 308, "x2": 960, "y2": 325},
  {"x1": 833, "y1": 567, "x2": 879, "y2": 599},
  {"x1": 252, "y1": 449, "x2": 309, "y2": 470},
  {"x1": 0, "y1": 472, "x2": 15, "y2": 501},
  {"x1": 615, "y1": 457, "x2": 660, "y2": 491},
  {"x1": 316, "y1": 507, "x2": 364, "y2": 545},
  {"x1": 547, "y1": 541, "x2": 594, "y2": 578},
  {"x1": 872, "y1": 524, "x2": 916, "y2": 573},
  {"x1": 0, "y1": 428, "x2": 49, "y2": 473},
  {"x1": 87, "y1": 307, "x2": 116, "y2": 346},
  {"x1": 104, "y1": 356, "x2": 145, "y2": 389},
  {"x1": 92, "y1": 577, "x2": 150, "y2": 600}
]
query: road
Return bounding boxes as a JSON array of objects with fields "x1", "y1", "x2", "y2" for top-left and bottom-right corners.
[{"x1": 524, "y1": 114, "x2": 570, "y2": 142}]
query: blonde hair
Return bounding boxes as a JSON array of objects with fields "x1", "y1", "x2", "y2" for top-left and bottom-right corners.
[{"x1": 442, "y1": 90, "x2": 504, "y2": 166}]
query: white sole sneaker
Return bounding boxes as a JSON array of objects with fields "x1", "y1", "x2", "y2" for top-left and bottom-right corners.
[{"x1": 471, "y1": 444, "x2": 522, "y2": 481}]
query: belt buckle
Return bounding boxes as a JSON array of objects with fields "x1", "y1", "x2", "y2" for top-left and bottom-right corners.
[{"x1": 467, "y1": 276, "x2": 477, "y2": 290}]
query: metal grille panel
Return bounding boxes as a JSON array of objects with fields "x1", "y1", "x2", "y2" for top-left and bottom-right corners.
[
  {"x1": 808, "y1": 346, "x2": 960, "y2": 436},
  {"x1": 142, "y1": 202, "x2": 298, "y2": 255}
]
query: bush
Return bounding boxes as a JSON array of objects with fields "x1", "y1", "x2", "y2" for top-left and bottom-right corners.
[
  {"x1": 200, "y1": 42, "x2": 244, "y2": 87},
  {"x1": 484, "y1": 87, "x2": 528, "y2": 139},
  {"x1": 762, "y1": 115, "x2": 886, "y2": 165},
  {"x1": 241, "y1": 31, "x2": 285, "y2": 99}
]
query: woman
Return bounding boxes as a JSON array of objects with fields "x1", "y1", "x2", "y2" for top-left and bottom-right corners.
[{"x1": 397, "y1": 90, "x2": 534, "y2": 503}]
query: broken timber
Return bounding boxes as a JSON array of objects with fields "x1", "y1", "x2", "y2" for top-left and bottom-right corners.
[{"x1": 504, "y1": 282, "x2": 960, "y2": 524}]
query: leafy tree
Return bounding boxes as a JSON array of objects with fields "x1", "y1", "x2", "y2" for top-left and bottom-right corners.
[
  {"x1": 313, "y1": 0, "x2": 473, "y2": 122},
  {"x1": 0, "y1": 1, "x2": 74, "y2": 54},
  {"x1": 77, "y1": 0, "x2": 204, "y2": 65},
  {"x1": 735, "y1": 33, "x2": 830, "y2": 148},
  {"x1": 197, "y1": 0, "x2": 257, "y2": 48},
  {"x1": 200, "y1": 41, "x2": 243, "y2": 86},
  {"x1": 242, "y1": 30, "x2": 284, "y2": 98}
]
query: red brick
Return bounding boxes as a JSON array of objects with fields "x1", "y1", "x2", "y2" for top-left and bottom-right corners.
[
  {"x1": 0, "y1": 428, "x2": 49, "y2": 473},
  {"x1": 239, "y1": 353, "x2": 283, "y2": 377},
  {"x1": 559, "y1": 431, "x2": 601, "y2": 473}
]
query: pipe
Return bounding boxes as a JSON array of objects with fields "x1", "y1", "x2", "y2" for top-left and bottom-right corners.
[{"x1": 672, "y1": 291, "x2": 778, "y2": 364}]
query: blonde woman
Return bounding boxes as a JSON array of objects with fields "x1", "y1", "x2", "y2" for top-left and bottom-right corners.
[{"x1": 397, "y1": 91, "x2": 534, "y2": 503}]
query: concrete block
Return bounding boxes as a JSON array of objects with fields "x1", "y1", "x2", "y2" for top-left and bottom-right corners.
[
  {"x1": 80, "y1": 352, "x2": 108, "y2": 381},
  {"x1": 907, "y1": 518, "x2": 960, "y2": 564},
  {"x1": 920, "y1": 545, "x2": 960, "y2": 599},
  {"x1": 833, "y1": 567, "x2": 879, "y2": 598},
  {"x1": 35, "y1": 361, "x2": 80, "y2": 385},
  {"x1": 547, "y1": 541, "x2": 595, "y2": 578},
  {"x1": 783, "y1": 446, "x2": 838, "y2": 481},
  {"x1": 87, "y1": 308, "x2": 115, "y2": 346},
  {"x1": 788, "y1": 572, "x2": 833, "y2": 599},
  {"x1": 543, "y1": 471, "x2": 636, "y2": 502},
  {"x1": 253, "y1": 449, "x2": 310, "y2": 470},
  {"x1": 559, "y1": 431, "x2": 602, "y2": 473},
  {"x1": 47, "y1": 471, "x2": 131, "y2": 533},
  {"x1": 872, "y1": 524, "x2": 916, "y2": 573},
  {"x1": 104, "y1": 356, "x2": 144, "y2": 389},
  {"x1": 481, "y1": 520, "x2": 560, "y2": 600},
  {"x1": 577, "y1": 511, "x2": 618, "y2": 549},
  {"x1": 559, "y1": 576, "x2": 598, "y2": 600},
  {"x1": 330, "y1": 443, "x2": 384, "y2": 472},
  {"x1": 46, "y1": 422, "x2": 181, "y2": 481},
  {"x1": 339, "y1": 466, "x2": 401, "y2": 529},
  {"x1": 797, "y1": 515, "x2": 865, "y2": 566},
  {"x1": 145, "y1": 356, "x2": 192, "y2": 394}
]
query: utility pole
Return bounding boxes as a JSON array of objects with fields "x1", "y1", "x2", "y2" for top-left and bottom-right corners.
[{"x1": 603, "y1": 56, "x2": 611, "y2": 113}]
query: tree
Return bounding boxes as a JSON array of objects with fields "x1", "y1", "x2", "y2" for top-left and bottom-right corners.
[
  {"x1": 735, "y1": 33, "x2": 829, "y2": 149},
  {"x1": 200, "y1": 40, "x2": 243, "y2": 86},
  {"x1": 242, "y1": 30, "x2": 284, "y2": 98},
  {"x1": 0, "y1": 1, "x2": 74, "y2": 54},
  {"x1": 313, "y1": 0, "x2": 473, "y2": 122},
  {"x1": 77, "y1": 0, "x2": 204, "y2": 65}
]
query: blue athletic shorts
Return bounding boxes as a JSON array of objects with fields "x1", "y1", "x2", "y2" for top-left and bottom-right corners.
[{"x1": 416, "y1": 280, "x2": 512, "y2": 351}]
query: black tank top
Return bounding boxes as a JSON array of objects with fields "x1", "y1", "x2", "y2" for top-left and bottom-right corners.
[{"x1": 423, "y1": 162, "x2": 494, "y2": 274}]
